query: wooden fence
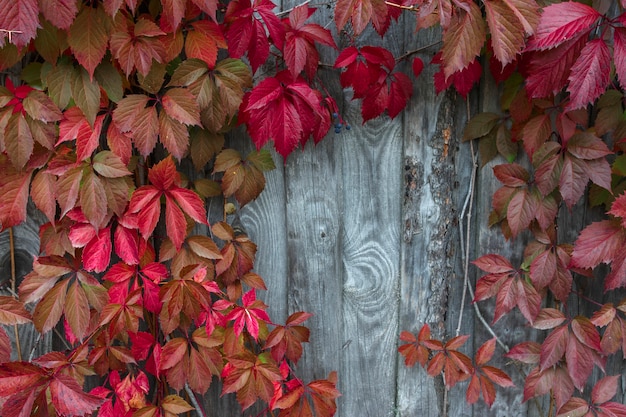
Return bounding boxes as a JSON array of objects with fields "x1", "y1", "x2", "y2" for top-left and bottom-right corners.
[{"x1": 2, "y1": 1, "x2": 625, "y2": 416}]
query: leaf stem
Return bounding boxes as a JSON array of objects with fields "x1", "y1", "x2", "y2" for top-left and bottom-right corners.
[{"x1": 9, "y1": 227, "x2": 22, "y2": 361}]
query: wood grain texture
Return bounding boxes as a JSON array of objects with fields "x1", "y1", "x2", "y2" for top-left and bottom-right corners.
[{"x1": 396, "y1": 21, "x2": 468, "y2": 415}]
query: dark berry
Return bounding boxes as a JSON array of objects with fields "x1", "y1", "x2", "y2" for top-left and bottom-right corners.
[
  {"x1": 345, "y1": 124, "x2": 351, "y2": 130},
  {"x1": 334, "y1": 127, "x2": 341, "y2": 133},
  {"x1": 332, "y1": 112, "x2": 338, "y2": 118}
]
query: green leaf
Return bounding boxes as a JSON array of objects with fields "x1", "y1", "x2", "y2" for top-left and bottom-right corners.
[
  {"x1": 463, "y1": 112, "x2": 500, "y2": 141},
  {"x1": 94, "y1": 60, "x2": 124, "y2": 103},
  {"x1": 46, "y1": 60, "x2": 74, "y2": 109},
  {"x1": 72, "y1": 67, "x2": 101, "y2": 127}
]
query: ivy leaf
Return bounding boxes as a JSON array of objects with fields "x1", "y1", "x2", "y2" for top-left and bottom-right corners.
[
  {"x1": 526, "y1": 2, "x2": 601, "y2": 51},
  {"x1": 398, "y1": 324, "x2": 432, "y2": 368},
  {"x1": 524, "y1": 35, "x2": 587, "y2": 99},
  {"x1": 110, "y1": 15, "x2": 166, "y2": 77},
  {"x1": 265, "y1": 311, "x2": 311, "y2": 363},
  {"x1": 222, "y1": 351, "x2": 282, "y2": 410},
  {"x1": 4, "y1": 113, "x2": 34, "y2": 170},
  {"x1": 441, "y1": 1, "x2": 486, "y2": 78},
  {"x1": 283, "y1": 6, "x2": 336, "y2": 79},
  {"x1": 225, "y1": 0, "x2": 285, "y2": 72},
  {"x1": 226, "y1": 289, "x2": 270, "y2": 340},
  {"x1": 240, "y1": 72, "x2": 326, "y2": 159},
  {"x1": 68, "y1": 5, "x2": 110, "y2": 79},
  {"x1": 0, "y1": 155, "x2": 33, "y2": 229},
  {"x1": 614, "y1": 27, "x2": 626, "y2": 90},
  {"x1": 484, "y1": 0, "x2": 525, "y2": 67},
  {"x1": 0, "y1": 296, "x2": 31, "y2": 325},
  {"x1": 50, "y1": 373, "x2": 104, "y2": 417},
  {"x1": 162, "y1": 88, "x2": 201, "y2": 126},
  {"x1": 161, "y1": 395, "x2": 194, "y2": 415},
  {"x1": 0, "y1": 0, "x2": 38, "y2": 49},
  {"x1": 39, "y1": 0, "x2": 79, "y2": 30},
  {"x1": 566, "y1": 39, "x2": 610, "y2": 111},
  {"x1": 334, "y1": 0, "x2": 389, "y2": 36},
  {"x1": 128, "y1": 156, "x2": 207, "y2": 250},
  {"x1": 71, "y1": 67, "x2": 101, "y2": 128},
  {"x1": 185, "y1": 20, "x2": 226, "y2": 69},
  {"x1": 31, "y1": 170, "x2": 56, "y2": 224}
]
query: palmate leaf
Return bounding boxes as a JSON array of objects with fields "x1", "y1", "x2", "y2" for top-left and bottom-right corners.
[
  {"x1": 283, "y1": 6, "x2": 336, "y2": 79},
  {"x1": 240, "y1": 71, "x2": 328, "y2": 158},
  {"x1": 334, "y1": 0, "x2": 389, "y2": 36},
  {"x1": 222, "y1": 351, "x2": 282, "y2": 410},
  {"x1": 110, "y1": 15, "x2": 166, "y2": 77},
  {"x1": 128, "y1": 156, "x2": 207, "y2": 250},
  {"x1": 225, "y1": 0, "x2": 284, "y2": 72}
]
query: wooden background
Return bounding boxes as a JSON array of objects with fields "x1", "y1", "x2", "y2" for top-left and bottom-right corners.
[{"x1": 2, "y1": 2, "x2": 626, "y2": 416}]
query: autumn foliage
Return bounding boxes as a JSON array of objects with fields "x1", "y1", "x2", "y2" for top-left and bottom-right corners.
[{"x1": 0, "y1": 0, "x2": 625, "y2": 415}]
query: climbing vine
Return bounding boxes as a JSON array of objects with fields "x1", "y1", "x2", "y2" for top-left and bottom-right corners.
[{"x1": 0, "y1": 0, "x2": 624, "y2": 416}]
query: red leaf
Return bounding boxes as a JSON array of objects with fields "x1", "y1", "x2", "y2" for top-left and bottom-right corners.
[
  {"x1": 0, "y1": 0, "x2": 38, "y2": 48},
  {"x1": 526, "y1": 2, "x2": 600, "y2": 51},
  {"x1": 493, "y1": 163, "x2": 529, "y2": 187},
  {"x1": 540, "y1": 325, "x2": 567, "y2": 370},
  {"x1": 484, "y1": 0, "x2": 525, "y2": 66},
  {"x1": 0, "y1": 157, "x2": 33, "y2": 230},
  {"x1": 615, "y1": 27, "x2": 626, "y2": 90},
  {"x1": 571, "y1": 220, "x2": 626, "y2": 269},
  {"x1": 556, "y1": 397, "x2": 589, "y2": 417},
  {"x1": 185, "y1": 20, "x2": 226, "y2": 69},
  {"x1": 473, "y1": 254, "x2": 515, "y2": 274},
  {"x1": 591, "y1": 375, "x2": 619, "y2": 405},
  {"x1": 505, "y1": 341, "x2": 540, "y2": 364},
  {"x1": 475, "y1": 338, "x2": 496, "y2": 366},
  {"x1": 241, "y1": 72, "x2": 324, "y2": 158},
  {"x1": 559, "y1": 154, "x2": 589, "y2": 209},
  {"x1": 40, "y1": 0, "x2": 78, "y2": 30},
  {"x1": 412, "y1": 57, "x2": 424, "y2": 78},
  {"x1": 64, "y1": 280, "x2": 90, "y2": 340},
  {"x1": 334, "y1": 0, "x2": 389, "y2": 35},
  {"x1": 525, "y1": 34, "x2": 587, "y2": 99},
  {"x1": 566, "y1": 39, "x2": 611, "y2": 110},
  {"x1": 83, "y1": 227, "x2": 112, "y2": 273},
  {"x1": 50, "y1": 373, "x2": 104, "y2": 417},
  {"x1": 0, "y1": 296, "x2": 31, "y2": 325},
  {"x1": 441, "y1": 2, "x2": 486, "y2": 78},
  {"x1": 565, "y1": 332, "x2": 594, "y2": 390},
  {"x1": 164, "y1": 194, "x2": 187, "y2": 251},
  {"x1": 533, "y1": 308, "x2": 566, "y2": 330}
]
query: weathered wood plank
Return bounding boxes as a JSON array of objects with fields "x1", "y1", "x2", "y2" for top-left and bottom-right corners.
[
  {"x1": 396, "y1": 22, "x2": 471, "y2": 415},
  {"x1": 285, "y1": 138, "x2": 344, "y2": 386},
  {"x1": 0, "y1": 204, "x2": 52, "y2": 361}
]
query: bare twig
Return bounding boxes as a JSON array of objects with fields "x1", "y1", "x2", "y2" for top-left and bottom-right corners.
[
  {"x1": 384, "y1": 1, "x2": 418, "y2": 11},
  {"x1": 277, "y1": 0, "x2": 312, "y2": 16},
  {"x1": 0, "y1": 29, "x2": 22, "y2": 43},
  {"x1": 9, "y1": 227, "x2": 22, "y2": 361},
  {"x1": 395, "y1": 41, "x2": 441, "y2": 62},
  {"x1": 184, "y1": 383, "x2": 207, "y2": 417}
]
